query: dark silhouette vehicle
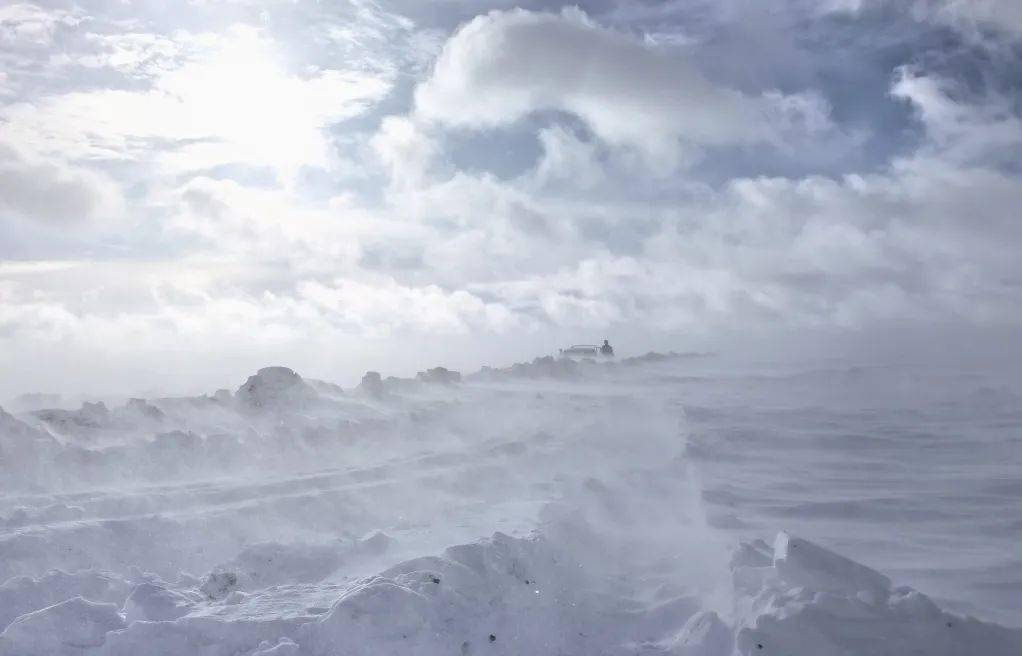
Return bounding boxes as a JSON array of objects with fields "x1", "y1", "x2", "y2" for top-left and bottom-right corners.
[{"x1": 559, "y1": 341, "x2": 615, "y2": 359}]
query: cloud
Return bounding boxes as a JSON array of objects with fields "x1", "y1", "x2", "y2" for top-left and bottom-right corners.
[
  {"x1": 371, "y1": 116, "x2": 440, "y2": 188},
  {"x1": 891, "y1": 67, "x2": 1022, "y2": 164},
  {"x1": 922, "y1": 0, "x2": 1022, "y2": 36},
  {"x1": 73, "y1": 31, "x2": 186, "y2": 79},
  {"x1": 825, "y1": 0, "x2": 1022, "y2": 37},
  {"x1": 371, "y1": 49, "x2": 1022, "y2": 334},
  {"x1": 531, "y1": 125, "x2": 605, "y2": 189},
  {"x1": 0, "y1": 258, "x2": 525, "y2": 357},
  {"x1": 297, "y1": 277, "x2": 523, "y2": 336},
  {"x1": 1, "y1": 25, "x2": 392, "y2": 178},
  {"x1": 412, "y1": 7, "x2": 827, "y2": 171},
  {"x1": 0, "y1": 143, "x2": 121, "y2": 224},
  {"x1": 0, "y1": 3, "x2": 79, "y2": 46}
]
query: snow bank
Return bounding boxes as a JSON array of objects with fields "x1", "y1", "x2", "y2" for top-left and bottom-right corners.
[{"x1": 3, "y1": 530, "x2": 1017, "y2": 655}]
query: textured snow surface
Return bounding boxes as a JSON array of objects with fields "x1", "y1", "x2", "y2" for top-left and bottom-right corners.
[{"x1": 1, "y1": 356, "x2": 1020, "y2": 654}]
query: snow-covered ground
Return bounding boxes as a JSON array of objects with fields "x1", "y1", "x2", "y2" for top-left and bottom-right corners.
[{"x1": 1, "y1": 354, "x2": 1020, "y2": 655}]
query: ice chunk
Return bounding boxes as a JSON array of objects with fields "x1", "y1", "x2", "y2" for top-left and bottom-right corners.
[
  {"x1": 354, "y1": 530, "x2": 393, "y2": 556},
  {"x1": 773, "y1": 531, "x2": 891, "y2": 602},
  {"x1": 200, "y1": 570, "x2": 240, "y2": 601},
  {"x1": 666, "y1": 611, "x2": 732, "y2": 656},
  {"x1": 731, "y1": 533, "x2": 1022, "y2": 656}
]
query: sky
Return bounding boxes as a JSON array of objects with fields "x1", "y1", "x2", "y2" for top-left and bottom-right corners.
[{"x1": 1, "y1": 0, "x2": 1022, "y2": 396}]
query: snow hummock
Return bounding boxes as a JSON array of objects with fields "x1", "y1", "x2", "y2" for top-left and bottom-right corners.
[{"x1": 235, "y1": 367, "x2": 320, "y2": 412}]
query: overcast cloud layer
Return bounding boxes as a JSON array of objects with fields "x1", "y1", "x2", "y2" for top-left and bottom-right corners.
[{"x1": 1, "y1": 0, "x2": 1021, "y2": 394}]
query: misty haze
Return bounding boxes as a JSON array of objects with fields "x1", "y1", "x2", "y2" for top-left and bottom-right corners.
[{"x1": 2, "y1": 1, "x2": 1022, "y2": 655}]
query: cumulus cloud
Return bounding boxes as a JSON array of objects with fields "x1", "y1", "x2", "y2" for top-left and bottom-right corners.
[
  {"x1": 412, "y1": 8, "x2": 828, "y2": 171},
  {"x1": 370, "y1": 42, "x2": 1022, "y2": 334}
]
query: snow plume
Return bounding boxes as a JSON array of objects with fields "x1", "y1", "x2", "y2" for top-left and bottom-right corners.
[{"x1": 1, "y1": 355, "x2": 1021, "y2": 654}]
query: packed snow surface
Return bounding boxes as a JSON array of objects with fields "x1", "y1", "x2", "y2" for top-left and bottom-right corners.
[{"x1": 1, "y1": 355, "x2": 1020, "y2": 655}]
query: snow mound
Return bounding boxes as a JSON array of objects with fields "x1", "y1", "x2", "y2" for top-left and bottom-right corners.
[
  {"x1": 416, "y1": 367, "x2": 461, "y2": 385},
  {"x1": 0, "y1": 569, "x2": 130, "y2": 632},
  {"x1": 297, "y1": 531, "x2": 1022, "y2": 655},
  {"x1": 356, "y1": 371, "x2": 385, "y2": 398},
  {"x1": 122, "y1": 582, "x2": 194, "y2": 623},
  {"x1": 354, "y1": 530, "x2": 393, "y2": 556},
  {"x1": 666, "y1": 611, "x2": 733, "y2": 655},
  {"x1": 216, "y1": 541, "x2": 344, "y2": 590},
  {"x1": 235, "y1": 367, "x2": 320, "y2": 412},
  {"x1": 296, "y1": 532, "x2": 601, "y2": 656},
  {"x1": 124, "y1": 398, "x2": 165, "y2": 421},
  {"x1": 475, "y1": 355, "x2": 583, "y2": 380},
  {"x1": 32, "y1": 402, "x2": 111, "y2": 435},
  {"x1": 0, "y1": 406, "x2": 60, "y2": 486},
  {"x1": 0, "y1": 405, "x2": 50, "y2": 440},
  {"x1": 0, "y1": 596, "x2": 125, "y2": 654}
]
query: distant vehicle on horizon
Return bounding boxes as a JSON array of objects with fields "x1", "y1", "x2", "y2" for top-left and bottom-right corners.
[{"x1": 559, "y1": 340, "x2": 615, "y2": 359}]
